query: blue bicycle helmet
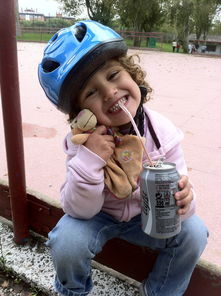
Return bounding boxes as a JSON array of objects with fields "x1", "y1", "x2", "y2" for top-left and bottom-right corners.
[{"x1": 38, "y1": 20, "x2": 128, "y2": 114}]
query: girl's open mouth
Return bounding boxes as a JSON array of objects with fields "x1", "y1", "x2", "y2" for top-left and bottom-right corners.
[{"x1": 108, "y1": 97, "x2": 128, "y2": 113}]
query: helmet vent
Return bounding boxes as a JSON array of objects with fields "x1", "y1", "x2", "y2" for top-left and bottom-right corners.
[
  {"x1": 42, "y1": 60, "x2": 60, "y2": 73},
  {"x1": 51, "y1": 33, "x2": 58, "y2": 42},
  {"x1": 74, "y1": 24, "x2": 86, "y2": 42}
]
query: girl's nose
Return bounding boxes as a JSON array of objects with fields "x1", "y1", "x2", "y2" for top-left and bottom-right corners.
[{"x1": 102, "y1": 84, "x2": 118, "y2": 102}]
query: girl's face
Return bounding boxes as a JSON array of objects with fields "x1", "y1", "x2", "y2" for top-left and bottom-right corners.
[{"x1": 78, "y1": 60, "x2": 141, "y2": 127}]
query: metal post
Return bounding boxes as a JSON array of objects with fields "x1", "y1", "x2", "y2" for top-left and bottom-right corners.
[{"x1": 0, "y1": 0, "x2": 29, "y2": 243}]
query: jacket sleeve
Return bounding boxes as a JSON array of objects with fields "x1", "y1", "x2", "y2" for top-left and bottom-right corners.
[{"x1": 60, "y1": 133, "x2": 107, "y2": 219}]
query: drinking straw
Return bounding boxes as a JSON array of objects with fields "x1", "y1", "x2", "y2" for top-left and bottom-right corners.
[{"x1": 119, "y1": 102, "x2": 154, "y2": 166}]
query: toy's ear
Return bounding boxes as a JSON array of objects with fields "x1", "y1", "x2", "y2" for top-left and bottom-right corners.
[{"x1": 76, "y1": 109, "x2": 97, "y2": 131}]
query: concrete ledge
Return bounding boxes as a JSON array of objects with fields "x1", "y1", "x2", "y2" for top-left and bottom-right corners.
[{"x1": 0, "y1": 218, "x2": 140, "y2": 296}]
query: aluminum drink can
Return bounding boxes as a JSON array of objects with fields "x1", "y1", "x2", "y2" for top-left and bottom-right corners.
[{"x1": 140, "y1": 162, "x2": 181, "y2": 239}]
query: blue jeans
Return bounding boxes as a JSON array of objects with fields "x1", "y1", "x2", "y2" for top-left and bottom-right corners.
[{"x1": 46, "y1": 212, "x2": 208, "y2": 296}]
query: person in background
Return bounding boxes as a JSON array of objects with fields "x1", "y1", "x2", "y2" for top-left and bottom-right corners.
[
  {"x1": 172, "y1": 40, "x2": 177, "y2": 52},
  {"x1": 176, "y1": 41, "x2": 181, "y2": 53},
  {"x1": 201, "y1": 44, "x2": 207, "y2": 53},
  {"x1": 188, "y1": 43, "x2": 193, "y2": 54}
]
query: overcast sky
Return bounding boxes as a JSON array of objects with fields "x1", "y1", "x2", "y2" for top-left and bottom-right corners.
[{"x1": 18, "y1": 0, "x2": 63, "y2": 16}]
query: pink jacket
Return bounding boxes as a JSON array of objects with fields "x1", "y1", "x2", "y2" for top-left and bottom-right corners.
[{"x1": 60, "y1": 107, "x2": 195, "y2": 222}]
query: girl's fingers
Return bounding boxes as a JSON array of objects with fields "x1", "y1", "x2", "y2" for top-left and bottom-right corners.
[
  {"x1": 92, "y1": 125, "x2": 107, "y2": 135},
  {"x1": 178, "y1": 204, "x2": 190, "y2": 215}
]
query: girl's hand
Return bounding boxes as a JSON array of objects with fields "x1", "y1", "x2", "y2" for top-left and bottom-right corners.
[
  {"x1": 84, "y1": 125, "x2": 115, "y2": 162},
  {"x1": 175, "y1": 175, "x2": 193, "y2": 215}
]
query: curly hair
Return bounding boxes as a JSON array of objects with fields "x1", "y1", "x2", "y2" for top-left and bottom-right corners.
[
  {"x1": 118, "y1": 54, "x2": 152, "y2": 103},
  {"x1": 68, "y1": 54, "x2": 152, "y2": 122}
]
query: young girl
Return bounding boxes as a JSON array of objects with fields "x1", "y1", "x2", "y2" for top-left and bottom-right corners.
[{"x1": 38, "y1": 20, "x2": 208, "y2": 296}]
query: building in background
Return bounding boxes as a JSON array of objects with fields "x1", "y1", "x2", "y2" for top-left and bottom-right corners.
[
  {"x1": 19, "y1": 8, "x2": 74, "y2": 22},
  {"x1": 19, "y1": 9, "x2": 45, "y2": 21},
  {"x1": 189, "y1": 34, "x2": 221, "y2": 55}
]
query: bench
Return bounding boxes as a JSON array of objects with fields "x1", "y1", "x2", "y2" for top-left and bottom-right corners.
[{"x1": 0, "y1": 182, "x2": 220, "y2": 296}]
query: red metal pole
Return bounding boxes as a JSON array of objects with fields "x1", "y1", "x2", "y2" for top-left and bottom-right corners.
[{"x1": 0, "y1": 0, "x2": 29, "y2": 243}]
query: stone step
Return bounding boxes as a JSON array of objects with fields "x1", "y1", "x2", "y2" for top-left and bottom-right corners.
[{"x1": 0, "y1": 219, "x2": 140, "y2": 296}]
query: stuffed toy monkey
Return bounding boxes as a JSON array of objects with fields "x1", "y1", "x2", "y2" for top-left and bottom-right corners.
[
  {"x1": 70, "y1": 109, "x2": 145, "y2": 199},
  {"x1": 70, "y1": 109, "x2": 97, "y2": 144}
]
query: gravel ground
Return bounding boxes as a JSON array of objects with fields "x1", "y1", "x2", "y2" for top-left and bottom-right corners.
[{"x1": 0, "y1": 221, "x2": 140, "y2": 296}]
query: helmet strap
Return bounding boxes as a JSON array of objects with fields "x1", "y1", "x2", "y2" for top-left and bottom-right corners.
[{"x1": 129, "y1": 86, "x2": 147, "y2": 136}]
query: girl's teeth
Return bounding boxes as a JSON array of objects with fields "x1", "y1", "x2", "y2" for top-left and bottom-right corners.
[{"x1": 109, "y1": 97, "x2": 127, "y2": 112}]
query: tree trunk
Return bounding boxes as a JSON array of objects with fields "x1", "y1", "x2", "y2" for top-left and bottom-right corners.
[{"x1": 133, "y1": 36, "x2": 141, "y2": 47}]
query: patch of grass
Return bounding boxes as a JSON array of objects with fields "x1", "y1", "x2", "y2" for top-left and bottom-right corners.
[
  {"x1": 156, "y1": 42, "x2": 185, "y2": 53},
  {"x1": 156, "y1": 42, "x2": 171, "y2": 52},
  {"x1": 16, "y1": 32, "x2": 185, "y2": 54},
  {"x1": 17, "y1": 32, "x2": 52, "y2": 42}
]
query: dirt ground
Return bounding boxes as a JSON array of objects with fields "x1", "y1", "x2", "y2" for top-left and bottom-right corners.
[
  {"x1": 0, "y1": 42, "x2": 221, "y2": 268},
  {"x1": 0, "y1": 268, "x2": 48, "y2": 296}
]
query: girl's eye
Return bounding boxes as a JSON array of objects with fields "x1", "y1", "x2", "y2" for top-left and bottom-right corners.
[
  {"x1": 108, "y1": 70, "x2": 120, "y2": 80},
  {"x1": 86, "y1": 89, "x2": 96, "y2": 98}
]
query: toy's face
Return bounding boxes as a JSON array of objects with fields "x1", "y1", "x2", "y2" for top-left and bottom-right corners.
[
  {"x1": 76, "y1": 109, "x2": 97, "y2": 131},
  {"x1": 78, "y1": 60, "x2": 141, "y2": 127}
]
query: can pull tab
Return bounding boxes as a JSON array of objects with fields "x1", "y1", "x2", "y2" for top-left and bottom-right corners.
[{"x1": 154, "y1": 157, "x2": 166, "y2": 168}]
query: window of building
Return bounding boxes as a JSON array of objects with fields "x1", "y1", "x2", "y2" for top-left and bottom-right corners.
[{"x1": 206, "y1": 44, "x2": 216, "y2": 52}]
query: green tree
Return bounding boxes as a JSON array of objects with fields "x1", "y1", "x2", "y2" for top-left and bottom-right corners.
[
  {"x1": 210, "y1": 20, "x2": 221, "y2": 34},
  {"x1": 116, "y1": 0, "x2": 165, "y2": 46},
  {"x1": 19, "y1": 18, "x2": 73, "y2": 29},
  {"x1": 165, "y1": 0, "x2": 221, "y2": 51},
  {"x1": 58, "y1": 0, "x2": 85, "y2": 17},
  {"x1": 85, "y1": 0, "x2": 117, "y2": 26},
  {"x1": 58, "y1": 0, "x2": 117, "y2": 25},
  {"x1": 165, "y1": 0, "x2": 195, "y2": 52},
  {"x1": 193, "y1": 0, "x2": 221, "y2": 40}
]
